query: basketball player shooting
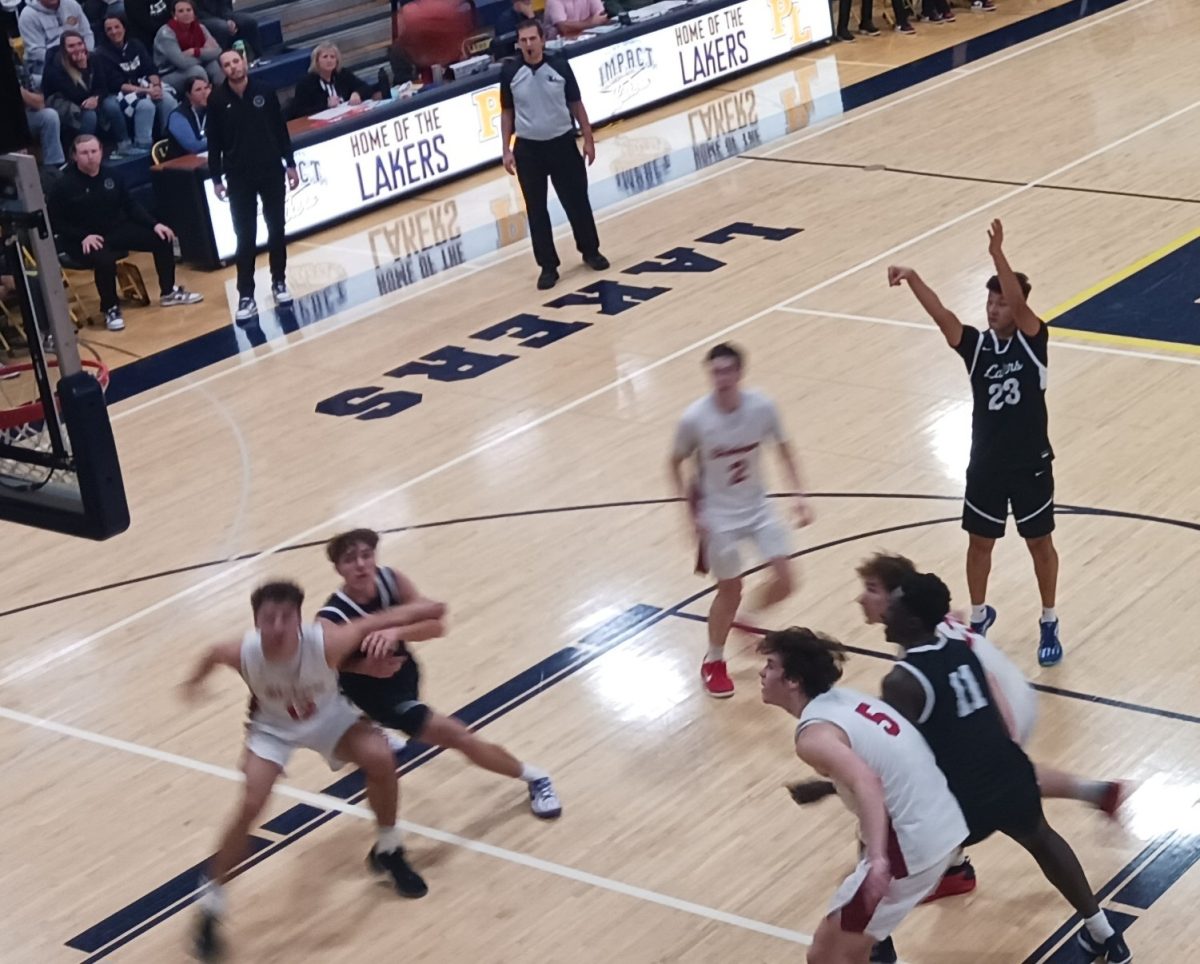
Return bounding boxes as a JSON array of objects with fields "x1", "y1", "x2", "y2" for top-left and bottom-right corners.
[
  {"x1": 669, "y1": 342, "x2": 814, "y2": 698},
  {"x1": 180, "y1": 581, "x2": 447, "y2": 962},
  {"x1": 888, "y1": 219, "x2": 1064, "y2": 666}
]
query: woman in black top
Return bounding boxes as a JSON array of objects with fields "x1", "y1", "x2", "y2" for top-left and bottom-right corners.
[
  {"x1": 96, "y1": 15, "x2": 176, "y2": 149},
  {"x1": 42, "y1": 29, "x2": 128, "y2": 148},
  {"x1": 290, "y1": 42, "x2": 377, "y2": 118}
]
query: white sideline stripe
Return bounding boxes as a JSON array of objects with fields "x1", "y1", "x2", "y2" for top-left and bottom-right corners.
[
  {"x1": 780, "y1": 307, "x2": 1200, "y2": 367},
  {"x1": 0, "y1": 704, "x2": 816, "y2": 952},
  {"x1": 1, "y1": 6, "x2": 1180, "y2": 694}
]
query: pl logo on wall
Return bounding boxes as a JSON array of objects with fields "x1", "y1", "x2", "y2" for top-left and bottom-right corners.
[{"x1": 597, "y1": 45, "x2": 656, "y2": 104}]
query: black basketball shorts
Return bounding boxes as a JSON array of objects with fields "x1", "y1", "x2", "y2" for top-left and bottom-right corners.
[
  {"x1": 962, "y1": 461, "x2": 1055, "y2": 540},
  {"x1": 960, "y1": 746, "x2": 1045, "y2": 846},
  {"x1": 339, "y1": 663, "x2": 431, "y2": 737}
]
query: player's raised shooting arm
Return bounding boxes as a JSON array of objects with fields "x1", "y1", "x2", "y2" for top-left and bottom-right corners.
[
  {"x1": 987, "y1": 220, "x2": 1042, "y2": 337},
  {"x1": 795, "y1": 723, "x2": 889, "y2": 864},
  {"x1": 180, "y1": 639, "x2": 242, "y2": 699},
  {"x1": 322, "y1": 601, "x2": 447, "y2": 668},
  {"x1": 881, "y1": 666, "x2": 927, "y2": 727},
  {"x1": 888, "y1": 266, "x2": 964, "y2": 347}
]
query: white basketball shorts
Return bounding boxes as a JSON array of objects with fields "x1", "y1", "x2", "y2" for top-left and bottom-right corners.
[
  {"x1": 703, "y1": 514, "x2": 791, "y2": 581},
  {"x1": 829, "y1": 850, "x2": 957, "y2": 941},
  {"x1": 245, "y1": 697, "x2": 364, "y2": 772}
]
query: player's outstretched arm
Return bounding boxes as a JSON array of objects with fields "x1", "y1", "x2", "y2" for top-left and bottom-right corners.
[
  {"x1": 987, "y1": 219, "x2": 1042, "y2": 337},
  {"x1": 887, "y1": 265, "x2": 964, "y2": 347},
  {"x1": 322, "y1": 601, "x2": 447, "y2": 668},
  {"x1": 795, "y1": 724, "x2": 891, "y2": 896},
  {"x1": 180, "y1": 639, "x2": 242, "y2": 700}
]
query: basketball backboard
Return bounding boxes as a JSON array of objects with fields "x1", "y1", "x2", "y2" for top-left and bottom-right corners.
[{"x1": 0, "y1": 153, "x2": 129, "y2": 540}]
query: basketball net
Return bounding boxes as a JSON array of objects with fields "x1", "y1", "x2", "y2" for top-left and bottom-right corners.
[{"x1": 0, "y1": 357, "x2": 109, "y2": 491}]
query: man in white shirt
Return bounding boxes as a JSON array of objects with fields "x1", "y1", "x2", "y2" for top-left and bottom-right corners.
[{"x1": 669, "y1": 342, "x2": 813, "y2": 698}]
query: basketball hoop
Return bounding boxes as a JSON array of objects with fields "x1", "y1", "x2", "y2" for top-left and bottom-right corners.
[{"x1": 0, "y1": 357, "x2": 110, "y2": 491}]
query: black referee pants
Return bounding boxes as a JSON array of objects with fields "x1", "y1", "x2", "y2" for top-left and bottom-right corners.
[
  {"x1": 514, "y1": 131, "x2": 600, "y2": 270},
  {"x1": 226, "y1": 168, "x2": 287, "y2": 298}
]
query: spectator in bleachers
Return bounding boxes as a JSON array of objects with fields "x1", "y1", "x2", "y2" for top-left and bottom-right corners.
[
  {"x1": 163, "y1": 73, "x2": 208, "y2": 157},
  {"x1": 18, "y1": 0, "x2": 95, "y2": 88},
  {"x1": 154, "y1": 0, "x2": 222, "y2": 90},
  {"x1": 124, "y1": 0, "x2": 169, "y2": 50},
  {"x1": 42, "y1": 30, "x2": 129, "y2": 148},
  {"x1": 97, "y1": 15, "x2": 176, "y2": 152},
  {"x1": 291, "y1": 43, "x2": 377, "y2": 118},
  {"x1": 543, "y1": 0, "x2": 606, "y2": 39},
  {"x1": 15, "y1": 48, "x2": 67, "y2": 169},
  {"x1": 193, "y1": 0, "x2": 260, "y2": 59},
  {"x1": 83, "y1": 0, "x2": 127, "y2": 33},
  {"x1": 48, "y1": 133, "x2": 202, "y2": 330},
  {"x1": 493, "y1": 0, "x2": 533, "y2": 40}
]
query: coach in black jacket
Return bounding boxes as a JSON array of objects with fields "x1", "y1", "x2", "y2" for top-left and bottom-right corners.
[
  {"x1": 49, "y1": 133, "x2": 201, "y2": 330},
  {"x1": 206, "y1": 48, "x2": 296, "y2": 320}
]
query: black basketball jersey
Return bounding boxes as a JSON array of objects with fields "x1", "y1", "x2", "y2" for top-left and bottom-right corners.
[
  {"x1": 896, "y1": 636, "x2": 1038, "y2": 839},
  {"x1": 318, "y1": 566, "x2": 420, "y2": 698},
  {"x1": 955, "y1": 324, "x2": 1053, "y2": 471}
]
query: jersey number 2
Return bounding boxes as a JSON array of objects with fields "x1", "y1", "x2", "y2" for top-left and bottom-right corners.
[
  {"x1": 987, "y1": 378, "x2": 1022, "y2": 410},
  {"x1": 855, "y1": 702, "x2": 900, "y2": 736},
  {"x1": 727, "y1": 459, "x2": 749, "y2": 485},
  {"x1": 948, "y1": 666, "x2": 989, "y2": 718}
]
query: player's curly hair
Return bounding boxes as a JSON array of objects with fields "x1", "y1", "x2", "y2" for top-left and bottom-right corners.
[
  {"x1": 326, "y1": 528, "x2": 380, "y2": 564},
  {"x1": 250, "y1": 580, "x2": 304, "y2": 615},
  {"x1": 757, "y1": 627, "x2": 847, "y2": 698}
]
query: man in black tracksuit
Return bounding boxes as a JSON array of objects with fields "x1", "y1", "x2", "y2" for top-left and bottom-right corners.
[
  {"x1": 206, "y1": 48, "x2": 297, "y2": 320},
  {"x1": 48, "y1": 133, "x2": 202, "y2": 331}
]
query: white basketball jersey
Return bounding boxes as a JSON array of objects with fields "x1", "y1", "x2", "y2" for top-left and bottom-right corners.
[
  {"x1": 240, "y1": 623, "x2": 353, "y2": 740},
  {"x1": 673, "y1": 389, "x2": 784, "y2": 531},
  {"x1": 797, "y1": 688, "x2": 968, "y2": 876},
  {"x1": 938, "y1": 617, "x2": 1038, "y2": 745}
]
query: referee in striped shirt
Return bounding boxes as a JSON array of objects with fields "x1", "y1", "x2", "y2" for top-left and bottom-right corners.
[{"x1": 500, "y1": 18, "x2": 608, "y2": 290}]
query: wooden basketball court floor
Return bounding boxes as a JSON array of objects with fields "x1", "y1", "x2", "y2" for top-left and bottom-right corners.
[{"x1": 5, "y1": 0, "x2": 1200, "y2": 959}]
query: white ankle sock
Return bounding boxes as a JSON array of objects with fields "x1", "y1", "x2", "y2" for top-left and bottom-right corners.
[
  {"x1": 198, "y1": 880, "x2": 225, "y2": 916},
  {"x1": 970, "y1": 604, "x2": 988, "y2": 622},
  {"x1": 705, "y1": 646, "x2": 725, "y2": 663},
  {"x1": 519, "y1": 764, "x2": 549, "y2": 783},
  {"x1": 1041, "y1": 607, "x2": 1058, "y2": 624},
  {"x1": 375, "y1": 825, "x2": 403, "y2": 854},
  {"x1": 1084, "y1": 911, "x2": 1114, "y2": 942}
]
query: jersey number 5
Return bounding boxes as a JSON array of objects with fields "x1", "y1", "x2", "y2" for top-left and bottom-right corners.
[
  {"x1": 855, "y1": 702, "x2": 900, "y2": 736},
  {"x1": 987, "y1": 378, "x2": 1022, "y2": 410}
]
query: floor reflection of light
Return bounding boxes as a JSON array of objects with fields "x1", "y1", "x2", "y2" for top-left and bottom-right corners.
[
  {"x1": 570, "y1": 605, "x2": 627, "y2": 645},
  {"x1": 585, "y1": 647, "x2": 691, "y2": 723},
  {"x1": 926, "y1": 400, "x2": 972, "y2": 482},
  {"x1": 1122, "y1": 774, "x2": 1200, "y2": 842}
]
